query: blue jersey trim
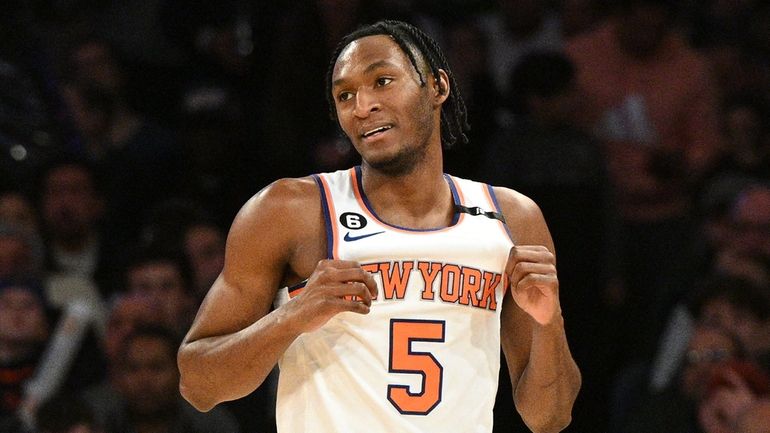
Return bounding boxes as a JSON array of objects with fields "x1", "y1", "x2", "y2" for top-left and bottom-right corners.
[
  {"x1": 486, "y1": 183, "x2": 514, "y2": 243},
  {"x1": 444, "y1": 174, "x2": 461, "y2": 227},
  {"x1": 354, "y1": 166, "x2": 462, "y2": 232},
  {"x1": 313, "y1": 174, "x2": 335, "y2": 259}
]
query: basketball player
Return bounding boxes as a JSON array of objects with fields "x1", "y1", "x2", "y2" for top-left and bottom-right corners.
[{"x1": 178, "y1": 20, "x2": 581, "y2": 433}]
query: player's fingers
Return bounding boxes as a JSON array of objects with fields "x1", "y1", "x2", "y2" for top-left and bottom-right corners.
[
  {"x1": 327, "y1": 282, "x2": 373, "y2": 307},
  {"x1": 331, "y1": 266, "x2": 370, "y2": 281},
  {"x1": 513, "y1": 273, "x2": 558, "y2": 295},
  {"x1": 511, "y1": 247, "x2": 554, "y2": 263},
  {"x1": 505, "y1": 245, "x2": 554, "y2": 275},
  {"x1": 330, "y1": 297, "x2": 371, "y2": 315},
  {"x1": 364, "y1": 269, "x2": 378, "y2": 298},
  {"x1": 330, "y1": 266, "x2": 379, "y2": 297},
  {"x1": 317, "y1": 259, "x2": 362, "y2": 269},
  {"x1": 508, "y1": 262, "x2": 556, "y2": 286},
  {"x1": 312, "y1": 262, "x2": 364, "y2": 285}
]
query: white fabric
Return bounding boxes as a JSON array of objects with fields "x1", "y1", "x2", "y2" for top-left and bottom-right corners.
[{"x1": 274, "y1": 168, "x2": 513, "y2": 433}]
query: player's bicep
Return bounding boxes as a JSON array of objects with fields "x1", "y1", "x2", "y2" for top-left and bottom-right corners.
[
  {"x1": 184, "y1": 271, "x2": 275, "y2": 345},
  {"x1": 493, "y1": 185, "x2": 553, "y2": 392},
  {"x1": 184, "y1": 179, "x2": 311, "y2": 343}
]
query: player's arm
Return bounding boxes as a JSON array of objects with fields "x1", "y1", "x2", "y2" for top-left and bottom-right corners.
[
  {"x1": 494, "y1": 187, "x2": 581, "y2": 433},
  {"x1": 177, "y1": 178, "x2": 377, "y2": 412}
]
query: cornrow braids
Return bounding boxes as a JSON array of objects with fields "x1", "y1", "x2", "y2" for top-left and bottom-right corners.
[{"x1": 325, "y1": 20, "x2": 470, "y2": 149}]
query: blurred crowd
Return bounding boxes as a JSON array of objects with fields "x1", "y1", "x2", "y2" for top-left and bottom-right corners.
[{"x1": 1, "y1": 0, "x2": 769, "y2": 432}]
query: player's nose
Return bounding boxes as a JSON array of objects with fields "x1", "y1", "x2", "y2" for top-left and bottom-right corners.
[{"x1": 353, "y1": 88, "x2": 380, "y2": 118}]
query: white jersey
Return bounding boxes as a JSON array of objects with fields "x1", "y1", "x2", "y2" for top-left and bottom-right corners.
[{"x1": 273, "y1": 167, "x2": 514, "y2": 433}]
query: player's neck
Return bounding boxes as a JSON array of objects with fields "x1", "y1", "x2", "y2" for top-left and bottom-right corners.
[{"x1": 360, "y1": 159, "x2": 454, "y2": 229}]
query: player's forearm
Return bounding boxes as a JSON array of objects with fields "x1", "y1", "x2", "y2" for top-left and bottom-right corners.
[
  {"x1": 178, "y1": 307, "x2": 301, "y2": 412},
  {"x1": 514, "y1": 315, "x2": 581, "y2": 433}
]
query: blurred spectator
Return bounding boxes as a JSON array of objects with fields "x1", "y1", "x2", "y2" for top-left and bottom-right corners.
[
  {"x1": 736, "y1": 398, "x2": 770, "y2": 433},
  {"x1": 101, "y1": 293, "x2": 163, "y2": 368},
  {"x1": 703, "y1": 96, "x2": 770, "y2": 193},
  {"x1": 70, "y1": 294, "x2": 161, "y2": 431},
  {"x1": 484, "y1": 51, "x2": 609, "y2": 215},
  {"x1": 690, "y1": 0, "x2": 770, "y2": 106},
  {"x1": 135, "y1": 201, "x2": 276, "y2": 432},
  {"x1": 693, "y1": 275, "x2": 770, "y2": 372},
  {"x1": 0, "y1": 280, "x2": 50, "y2": 431},
  {"x1": 483, "y1": 49, "x2": 613, "y2": 432},
  {"x1": 175, "y1": 98, "x2": 255, "y2": 224},
  {"x1": 476, "y1": 0, "x2": 563, "y2": 98},
  {"x1": 35, "y1": 393, "x2": 98, "y2": 433},
  {"x1": 18, "y1": 301, "x2": 107, "y2": 432},
  {"x1": 559, "y1": 0, "x2": 608, "y2": 38},
  {"x1": 38, "y1": 157, "x2": 103, "y2": 280},
  {"x1": 695, "y1": 181, "x2": 770, "y2": 288},
  {"x1": 161, "y1": 0, "x2": 267, "y2": 211},
  {"x1": 443, "y1": 19, "x2": 500, "y2": 178},
  {"x1": 619, "y1": 323, "x2": 747, "y2": 433},
  {"x1": 566, "y1": 0, "x2": 724, "y2": 362},
  {"x1": 59, "y1": 37, "x2": 185, "y2": 245},
  {"x1": 720, "y1": 183, "x2": 770, "y2": 267},
  {"x1": 719, "y1": 96, "x2": 770, "y2": 180},
  {"x1": 0, "y1": 190, "x2": 39, "y2": 234},
  {"x1": 697, "y1": 361, "x2": 770, "y2": 433},
  {"x1": 701, "y1": 37, "x2": 770, "y2": 106},
  {"x1": 132, "y1": 199, "x2": 226, "y2": 302},
  {"x1": 631, "y1": 272, "x2": 770, "y2": 431},
  {"x1": 122, "y1": 248, "x2": 196, "y2": 334},
  {"x1": 96, "y1": 0, "x2": 188, "y2": 120},
  {"x1": 182, "y1": 221, "x2": 225, "y2": 302},
  {"x1": 162, "y1": 0, "x2": 262, "y2": 82},
  {"x1": 36, "y1": 156, "x2": 119, "y2": 302},
  {"x1": 0, "y1": 224, "x2": 45, "y2": 282},
  {"x1": 84, "y1": 325, "x2": 239, "y2": 433},
  {"x1": 697, "y1": 181, "x2": 770, "y2": 290}
]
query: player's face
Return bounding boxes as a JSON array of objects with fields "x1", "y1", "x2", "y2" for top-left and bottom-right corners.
[{"x1": 331, "y1": 35, "x2": 446, "y2": 176}]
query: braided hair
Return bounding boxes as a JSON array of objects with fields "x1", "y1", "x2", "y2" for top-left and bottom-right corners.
[{"x1": 325, "y1": 20, "x2": 470, "y2": 149}]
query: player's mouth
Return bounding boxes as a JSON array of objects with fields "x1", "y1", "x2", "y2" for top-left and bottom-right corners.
[{"x1": 361, "y1": 125, "x2": 393, "y2": 140}]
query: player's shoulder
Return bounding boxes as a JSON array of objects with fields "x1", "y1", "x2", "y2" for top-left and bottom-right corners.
[
  {"x1": 445, "y1": 175, "x2": 542, "y2": 222},
  {"x1": 240, "y1": 176, "x2": 319, "y2": 216},
  {"x1": 493, "y1": 184, "x2": 541, "y2": 212},
  {"x1": 229, "y1": 176, "x2": 322, "y2": 237},
  {"x1": 487, "y1": 185, "x2": 548, "y2": 243}
]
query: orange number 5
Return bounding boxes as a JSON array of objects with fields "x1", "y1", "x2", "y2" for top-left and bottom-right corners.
[{"x1": 387, "y1": 319, "x2": 445, "y2": 415}]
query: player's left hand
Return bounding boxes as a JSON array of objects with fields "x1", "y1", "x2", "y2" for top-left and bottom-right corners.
[{"x1": 505, "y1": 245, "x2": 561, "y2": 326}]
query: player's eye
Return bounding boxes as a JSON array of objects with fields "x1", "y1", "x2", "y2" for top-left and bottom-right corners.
[
  {"x1": 338, "y1": 91, "x2": 354, "y2": 102},
  {"x1": 375, "y1": 77, "x2": 393, "y2": 87}
]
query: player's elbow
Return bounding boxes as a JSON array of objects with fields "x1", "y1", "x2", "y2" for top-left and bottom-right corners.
[
  {"x1": 523, "y1": 414, "x2": 572, "y2": 433},
  {"x1": 177, "y1": 345, "x2": 217, "y2": 412},
  {"x1": 179, "y1": 380, "x2": 216, "y2": 412},
  {"x1": 516, "y1": 393, "x2": 576, "y2": 433}
]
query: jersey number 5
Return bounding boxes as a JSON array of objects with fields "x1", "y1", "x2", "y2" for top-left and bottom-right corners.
[{"x1": 387, "y1": 319, "x2": 445, "y2": 415}]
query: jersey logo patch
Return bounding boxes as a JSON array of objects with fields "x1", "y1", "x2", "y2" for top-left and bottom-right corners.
[
  {"x1": 343, "y1": 231, "x2": 385, "y2": 242},
  {"x1": 340, "y1": 212, "x2": 367, "y2": 230}
]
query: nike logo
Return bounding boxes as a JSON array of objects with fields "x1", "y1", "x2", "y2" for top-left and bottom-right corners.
[{"x1": 343, "y1": 231, "x2": 385, "y2": 242}]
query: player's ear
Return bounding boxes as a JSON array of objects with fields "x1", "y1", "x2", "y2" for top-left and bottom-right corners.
[{"x1": 432, "y1": 69, "x2": 450, "y2": 106}]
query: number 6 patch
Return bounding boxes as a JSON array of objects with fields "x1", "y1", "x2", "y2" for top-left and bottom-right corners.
[{"x1": 340, "y1": 212, "x2": 367, "y2": 230}]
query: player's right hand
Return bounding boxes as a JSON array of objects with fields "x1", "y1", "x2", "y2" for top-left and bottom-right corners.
[{"x1": 288, "y1": 259, "x2": 378, "y2": 333}]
